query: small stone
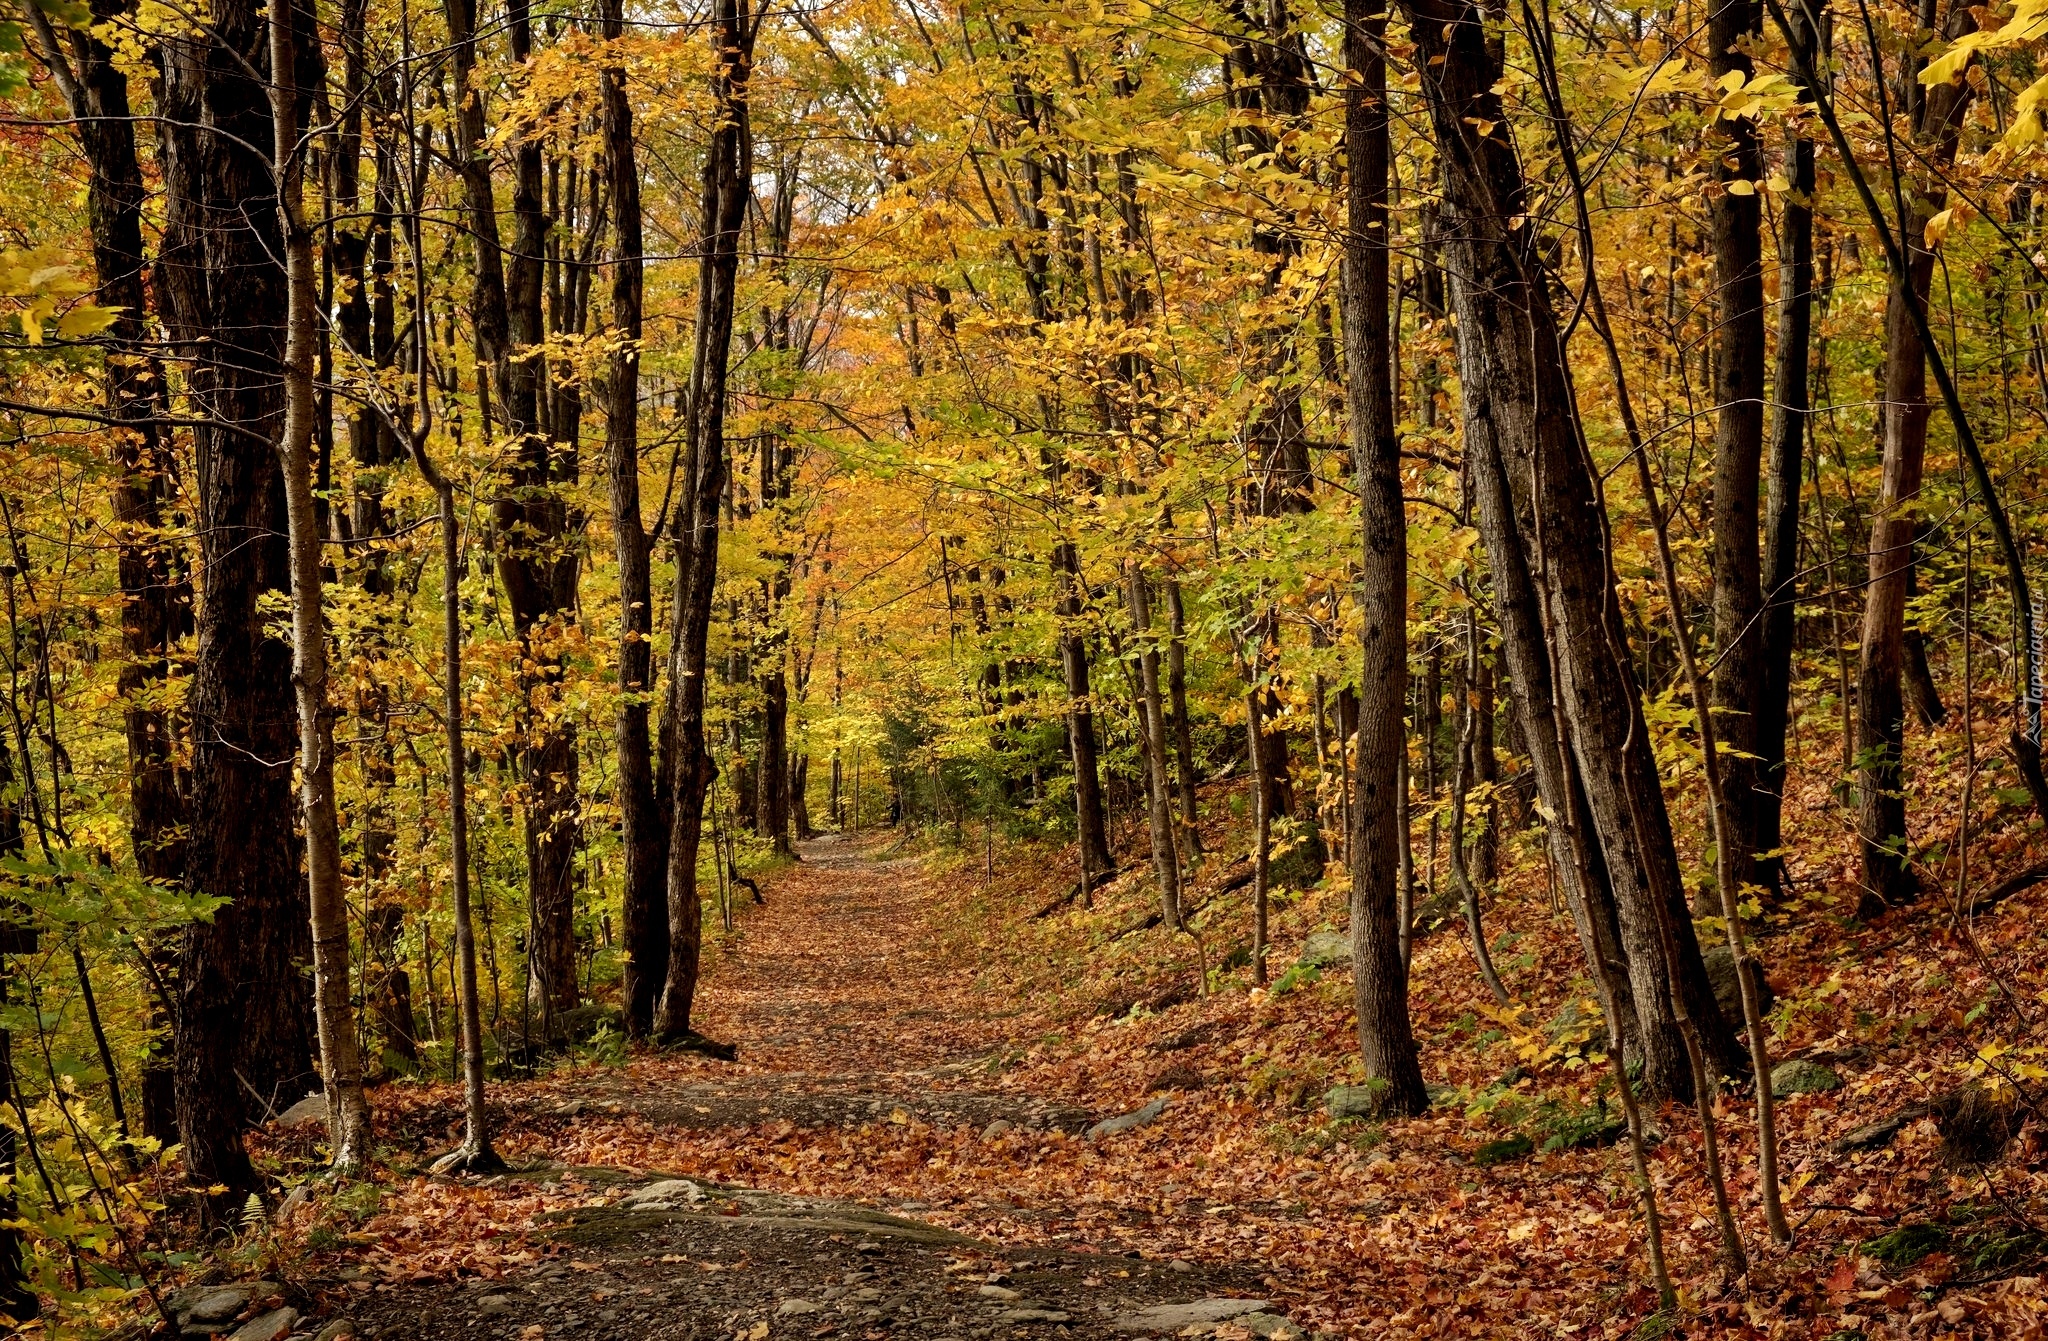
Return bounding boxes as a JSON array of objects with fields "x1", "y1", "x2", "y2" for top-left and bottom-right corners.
[
  {"x1": 227, "y1": 1309, "x2": 298, "y2": 1341},
  {"x1": 1771, "y1": 1059, "x2": 1842, "y2": 1097},
  {"x1": 1243, "y1": 1314, "x2": 1307, "y2": 1341},
  {"x1": 1085, "y1": 1098, "x2": 1169, "y2": 1140},
  {"x1": 1167, "y1": 1260, "x2": 1194, "y2": 1274},
  {"x1": 313, "y1": 1321, "x2": 357, "y2": 1341},
  {"x1": 186, "y1": 1288, "x2": 250, "y2": 1324},
  {"x1": 977, "y1": 1285, "x2": 1019, "y2": 1301},
  {"x1": 1112, "y1": 1299, "x2": 1272, "y2": 1332},
  {"x1": 855, "y1": 1288, "x2": 883, "y2": 1302},
  {"x1": 995, "y1": 1308, "x2": 1070, "y2": 1325},
  {"x1": 476, "y1": 1296, "x2": 515, "y2": 1316},
  {"x1": 777, "y1": 1300, "x2": 822, "y2": 1317},
  {"x1": 619, "y1": 1179, "x2": 707, "y2": 1210},
  {"x1": 1702, "y1": 945, "x2": 1775, "y2": 1030},
  {"x1": 273, "y1": 1094, "x2": 327, "y2": 1128},
  {"x1": 1323, "y1": 1086, "x2": 1379, "y2": 1122},
  {"x1": 1294, "y1": 930, "x2": 1351, "y2": 970},
  {"x1": 979, "y1": 1119, "x2": 1013, "y2": 1142}
]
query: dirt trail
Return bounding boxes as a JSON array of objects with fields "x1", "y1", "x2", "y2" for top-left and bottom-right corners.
[{"x1": 322, "y1": 838, "x2": 1301, "y2": 1341}]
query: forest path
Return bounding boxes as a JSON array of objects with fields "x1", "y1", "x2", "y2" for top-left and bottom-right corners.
[
  {"x1": 336, "y1": 837, "x2": 1297, "y2": 1341},
  {"x1": 535, "y1": 833, "x2": 1094, "y2": 1135}
]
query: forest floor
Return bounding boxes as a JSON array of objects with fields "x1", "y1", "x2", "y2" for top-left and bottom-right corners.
[{"x1": 202, "y1": 808, "x2": 2048, "y2": 1341}]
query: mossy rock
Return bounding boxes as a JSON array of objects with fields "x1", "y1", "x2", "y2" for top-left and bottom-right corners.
[
  {"x1": 1295, "y1": 930, "x2": 1351, "y2": 970},
  {"x1": 1324, "y1": 1084, "x2": 1380, "y2": 1122},
  {"x1": 1770, "y1": 1059, "x2": 1842, "y2": 1097}
]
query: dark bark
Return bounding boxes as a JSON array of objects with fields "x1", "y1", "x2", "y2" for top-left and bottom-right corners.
[
  {"x1": 1125, "y1": 568, "x2": 1183, "y2": 930},
  {"x1": 601, "y1": 0, "x2": 667, "y2": 1040},
  {"x1": 1342, "y1": 0, "x2": 1427, "y2": 1116},
  {"x1": 1708, "y1": 0, "x2": 1769, "y2": 907},
  {"x1": 756, "y1": 436, "x2": 795, "y2": 859},
  {"x1": 163, "y1": 0, "x2": 316, "y2": 1202},
  {"x1": 52, "y1": 0, "x2": 195, "y2": 888},
  {"x1": 1756, "y1": 10, "x2": 1821, "y2": 897},
  {"x1": 792, "y1": 753, "x2": 814, "y2": 838},
  {"x1": 498, "y1": 0, "x2": 582, "y2": 1023},
  {"x1": 1470, "y1": 633, "x2": 1500, "y2": 885},
  {"x1": 1397, "y1": 0, "x2": 1742, "y2": 1096},
  {"x1": 33, "y1": 0, "x2": 194, "y2": 1146},
  {"x1": 1856, "y1": 21, "x2": 1974, "y2": 908},
  {"x1": 1056, "y1": 542, "x2": 1114, "y2": 876},
  {"x1": 654, "y1": 0, "x2": 753, "y2": 1043},
  {"x1": 0, "y1": 740, "x2": 35, "y2": 1323},
  {"x1": 758, "y1": 664, "x2": 793, "y2": 854},
  {"x1": 366, "y1": 904, "x2": 418, "y2": 1071},
  {"x1": 1164, "y1": 578, "x2": 1202, "y2": 853},
  {"x1": 1222, "y1": 0, "x2": 1323, "y2": 866}
]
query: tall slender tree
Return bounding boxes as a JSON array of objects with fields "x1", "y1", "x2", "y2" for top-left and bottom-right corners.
[
  {"x1": 655, "y1": 0, "x2": 755, "y2": 1045},
  {"x1": 162, "y1": 0, "x2": 317, "y2": 1203},
  {"x1": 1706, "y1": 0, "x2": 1769, "y2": 907},
  {"x1": 600, "y1": 0, "x2": 668, "y2": 1040},
  {"x1": 1343, "y1": 0, "x2": 1426, "y2": 1115},
  {"x1": 1395, "y1": 0, "x2": 1743, "y2": 1097},
  {"x1": 1854, "y1": 6, "x2": 1976, "y2": 908}
]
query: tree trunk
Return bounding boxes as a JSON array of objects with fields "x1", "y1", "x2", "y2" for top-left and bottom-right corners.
[
  {"x1": 1164, "y1": 578, "x2": 1202, "y2": 854},
  {"x1": 1855, "y1": 28, "x2": 1974, "y2": 909},
  {"x1": 1398, "y1": 0, "x2": 1741, "y2": 1097},
  {"x1": 792, "y1": 753, "x2": 814, "y2": 838},
  {"x1": 0, "y1": 741, "x2": 36, "y2": 1323},
  {"x1": 497, "y1": 0, "x2": 582, "y2": 1026},
  {"x1": 1056, "y1": 542, "x2": 1115, "y2": 877},
  {"x1": 1756, "y1": 8, "x2": 1821, "y2": 897},
  {"x1": 759, "y1": 663, "x2": 794, "y2": 857},
  {"x1": 269, "y1": 0, "x2": 370, "y2": 1169},
  {"x1": 1470, "y1": 632, "x2": 1500, "y2": 885},
  {"x1": 655, "y1": 0, "x2": 753, "y2": 1044},
  {"x1": 600, "y1": 0, "x2": 667, "y2": 1041},
  {"x1": 165, "y1": 0, "x2": 316, "y2": 1204},
  {"x1": 27, "y1": 0, "x2": 194, "y2": 1145},
  {"x1": 1451, "y1": 612, "x2": 1510, "y2": 1006},
  {"x1": 1707, "y1": 0, "x2": 1769, "y2": 909},
  {"x1": 365, "y1": 905, "x2": 417, "y2": 1072},
  {"x1": 1125, "y1": 566, "x2": 1182, "y2": 930},
  {"x1": 1342, "y1": 0, "x2": 1427, "y2": 1116}
]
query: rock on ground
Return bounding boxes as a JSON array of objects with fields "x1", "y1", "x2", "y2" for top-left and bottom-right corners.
[
  {"x1": 1702, "y1": 945, "x2": 1775, "y2": 1029},
  {"x1": 1771, "y1": 1058, "x2": 1842, "y2": 1097},
  {"x1": 1086, "y1": 1097, "x2": 1168, "y2": 1140},
  {"x1": 619, "y1": 1179, "x2": 709, "y2": 1211},
  {"x1": 273, "y1": 1094, "x2": 327, "y2": 1128},
  {"x1": 1113, "y1": 1297, "x2": 1274, "y2": 1331},
  {"x1": 1294, "y1": 931, "x2": 1350, "y2": 970},
  {"x1": 227, "y1": 1308, "x2": 297, "y2": 1341}
]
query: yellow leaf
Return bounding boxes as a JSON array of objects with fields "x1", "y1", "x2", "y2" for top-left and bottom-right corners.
[
  {"x1": 57, "y1": 303, "x2": 119, "y2": 340},
  {"x1": 1920, "y1": 42, "x2": 1976, "y2": 87},
  {"x1": 1925, "y1": 207, "x2": 1956, "y2": 247},
  {"x1": 1725, "y1": 179, "x2": 1756, "y2": 196}
]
